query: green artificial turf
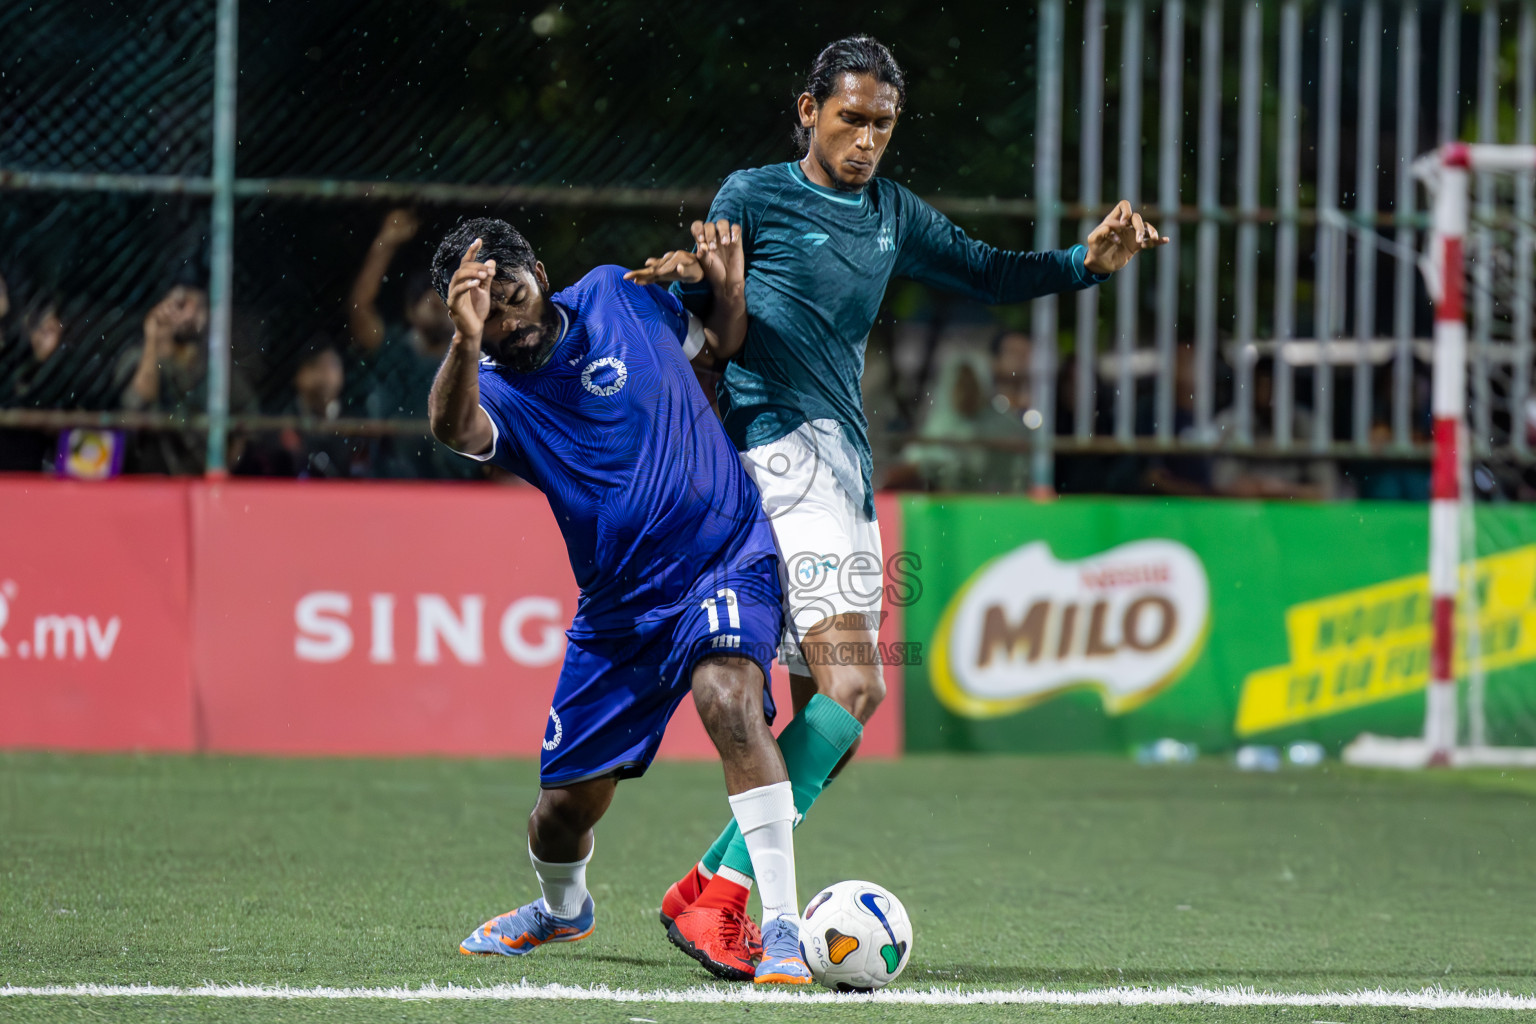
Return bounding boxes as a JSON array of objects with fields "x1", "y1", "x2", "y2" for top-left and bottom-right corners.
[
  {"x1": 0, "y1": 1001, "x2": 1525, "y2": 1024},
  {"x1": 2, "y1": 752, "x2": 1533, "y2": 1023}
]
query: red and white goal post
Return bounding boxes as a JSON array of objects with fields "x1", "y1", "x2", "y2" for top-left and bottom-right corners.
[{"x1": 1346, "y1": 143, "x2": 1536, "y2": 769}]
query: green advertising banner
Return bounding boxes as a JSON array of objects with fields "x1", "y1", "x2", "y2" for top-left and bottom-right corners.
[{"x1": 900, "y1": 496, "x2": 1536, "y2": 753}]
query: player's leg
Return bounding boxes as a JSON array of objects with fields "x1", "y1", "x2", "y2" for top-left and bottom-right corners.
[
  {"x1": 678, "y1": 663, "x2": 834, "y2": 898},
  {"x1": 682, "y1": 499, "x2": 880, "y2": 919},
  {"x1": 686, "y1": 623, "x2": 874, "y2": 903},
  {"x1": 463, "y1": 629, "x2": 666, "y2": 958},
  {"x1": 691, "y1": 653, "x2": 788, "y2": 795},
  {"x1": 459, "y1": 777, "x2": 612, "y2": 956},
  {"x1": 672, "y1": 652, "x2": 806, "y2": 983}
]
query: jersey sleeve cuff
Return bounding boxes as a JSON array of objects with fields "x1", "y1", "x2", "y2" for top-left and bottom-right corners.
[
  {"x1": 1071, "y1": 243, "x2": 1113, "y2": 286},
  {"x1": 448, "y1": 405, "x2": 499, "y2": 462},
  {"x1": 681, "y1": 312, "x2": 707, "y2": 360}
]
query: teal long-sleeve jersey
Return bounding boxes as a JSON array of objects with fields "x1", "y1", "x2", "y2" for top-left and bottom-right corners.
[{"x1": 684, "y1": 160, "x2": 1110, "y2": 519}]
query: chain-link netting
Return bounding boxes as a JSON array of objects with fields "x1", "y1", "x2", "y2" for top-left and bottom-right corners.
[
  {"x1": 3, "y1": 0, "x2": 1528, "y2": 487},
  {"x1": 0, "y1": 0, "x2": 1073, "y2": 480},
  {"x1": 0, "y1": 0, "x2": 213, "y2": 177}
]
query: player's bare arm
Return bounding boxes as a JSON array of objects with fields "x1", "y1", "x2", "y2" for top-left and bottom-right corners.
[
  {"x1": 625, "y1": 219, "x2": 747, "y2": 369},
  {"x1": 427, "y1": 238, "x2": 496, "y2": 456},
  {"x1": 1082, "y1": 199, "x2": 1169, "y2": 274}
]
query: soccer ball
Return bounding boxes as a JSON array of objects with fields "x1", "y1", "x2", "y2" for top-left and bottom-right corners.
[{"x1": 798, "y1": 880, "x2": 913, "y2": 991}]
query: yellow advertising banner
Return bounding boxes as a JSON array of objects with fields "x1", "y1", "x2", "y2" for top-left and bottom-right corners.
[{"x1": 1234, "y1": 545, "x2": 1536, "y2": 735}]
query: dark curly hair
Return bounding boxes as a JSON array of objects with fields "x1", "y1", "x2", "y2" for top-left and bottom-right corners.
[
  {"x1": 430, "y1": 217, "x2": 538, "y2": 302},
  {"x1": 794, "y1": 35, "x2": 906, "y2": 151}
]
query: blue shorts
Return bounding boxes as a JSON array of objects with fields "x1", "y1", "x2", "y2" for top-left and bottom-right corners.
[{"x1": 539, "y1": 555, "x2": 783, "y2": 788}]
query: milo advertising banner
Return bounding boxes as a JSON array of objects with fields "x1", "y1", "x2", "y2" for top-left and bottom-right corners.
[{"x1": 901, "y1": 497, "x2": 1536, "y2": 753}]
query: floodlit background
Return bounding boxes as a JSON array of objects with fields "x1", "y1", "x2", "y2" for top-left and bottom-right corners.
[{"x1": 2, "y1": 2, "x2": 1535, "y2": 1020}]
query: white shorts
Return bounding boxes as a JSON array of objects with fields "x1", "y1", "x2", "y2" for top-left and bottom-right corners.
[{"x1": 740, "y1": 421, "x2": 884, "y2": 675}]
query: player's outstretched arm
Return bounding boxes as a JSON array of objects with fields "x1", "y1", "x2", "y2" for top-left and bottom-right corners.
[
  {"x1": 428, "y1": 238, "x2": 496, "y2": 457},
  {"x1": 623, "y1": 220, "x2": 747, "y2": 369},
  {"x1": 1082, "y1": 199, "x2": 1169, "y2": 275},
  {"x1": 896, "y1": 189, "x2": 1163, "y2": 306}
]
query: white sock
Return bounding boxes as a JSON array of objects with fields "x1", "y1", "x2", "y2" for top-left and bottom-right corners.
[
  {"x1": 728, "y1": 782, "x2": 798, "y2": 924},
  {"x1": 528, "y1": 839, "x2": 592, "y2": 920}
]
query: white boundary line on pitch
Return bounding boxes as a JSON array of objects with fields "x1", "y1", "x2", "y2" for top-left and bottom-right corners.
[{"x1": 2, "y1": 983, "x2": 1535, "y2": 1009}]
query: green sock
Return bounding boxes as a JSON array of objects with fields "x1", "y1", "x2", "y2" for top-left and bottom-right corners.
[
  {"x1": 700, "y1": 819, "x2": 735, "y2": 875},
  {"x1": 708, "y1": 693, "x2": 863, "y2": 880}
]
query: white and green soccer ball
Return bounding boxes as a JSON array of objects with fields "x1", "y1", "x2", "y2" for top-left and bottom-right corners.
[{"x1": 798, "y1": 880, "x2": 913, "y2": 991}]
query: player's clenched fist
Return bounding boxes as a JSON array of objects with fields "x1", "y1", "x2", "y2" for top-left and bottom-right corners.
[{"x1": 447, "y1": 237, "x2": 496, "y2": 345}]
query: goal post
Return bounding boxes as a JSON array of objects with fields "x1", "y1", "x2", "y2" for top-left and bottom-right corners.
[{"x1": 1346, "y1": 143, "x2": 1536, "y2": 770}]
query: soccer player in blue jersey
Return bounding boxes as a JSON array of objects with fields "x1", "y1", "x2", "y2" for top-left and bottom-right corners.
[
  {"x1": 428, "y1": 217, "x2": 811, "y2": 984},
  {"x1": 632, "y1": 36, "x2": 1169, "y2": 973}
]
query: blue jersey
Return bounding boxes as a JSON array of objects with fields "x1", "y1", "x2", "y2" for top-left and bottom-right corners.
[{"x1": 471, "y1": 265, "x2": 778, "y2": 635}]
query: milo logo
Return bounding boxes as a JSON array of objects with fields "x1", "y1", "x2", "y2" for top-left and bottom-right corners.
[{"x1": 931, "y1": 540, "x2": 1210, "y2": 718}]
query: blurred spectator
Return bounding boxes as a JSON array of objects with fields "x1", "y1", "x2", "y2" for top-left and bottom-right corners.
[
  {"x1": 890, "y1": 348, "x2": 1029, "y2": 491},
  {"x1": 863, "y1": 319, "x2": 908, "y2": 481},
  {"x1": 1051, "y1": 351, "x2": 1152, "y2": 496},
  {"x1": 1349, "y1": 420, "x2": 1431, "y2": 500},
  {"x1": 347, "y1": 209, "x2": 478, "y2": 480},
  {"x1": 1345, "y1": 367, "x2": 1431, "y2": 500},
  {"x1": 115, "y1": 284, "x2": 257, "y2": 474},
  {"x1": 236, "y1": 335, "x2": 365, "y2": 479},
  {"x1": 989, "y1": 329, "x2": 1033, "y2": 419},
  {"x1": 1145, "y1": 344, "x2": 1214, "y2": 495},
  {"x1": 1207, "y1": 356, "x2": 1334, "y2": 499},
  {"x1": 0, "y1": 296, "x2": 66, "y2": 471}
]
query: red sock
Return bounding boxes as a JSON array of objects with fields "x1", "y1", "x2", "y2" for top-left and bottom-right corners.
[
  {"x1": 679, "y1": 862, "x2": 710, "y2": 904},
  {"x1": 690, "y1": 867, "x2": 751, "y2": 915}
]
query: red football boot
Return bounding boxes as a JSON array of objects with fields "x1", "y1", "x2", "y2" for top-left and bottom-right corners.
[
  {"x1": 659, "y1": 862, "x2": 710, "y2": 930},
  {"x1": 667, "y1": 905, "x2": 760, "y2": 982}
]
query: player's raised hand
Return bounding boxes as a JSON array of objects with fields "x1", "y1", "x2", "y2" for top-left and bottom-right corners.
[
  {"x1": 447, "y1": 238, "x2": 495, "y2": 344},
  {"x1": 375, "y1": 208, "x2": 420, "y2": 248},
  {"x1": 692, "y1": 219, "x2": 743, "y2": 291},
  {"x1": 623, "y1": 249, "x2": 704, "y2": 286},
  {"x1": 1083, "y1": 200, "x2": 1169, "y2": 275}
]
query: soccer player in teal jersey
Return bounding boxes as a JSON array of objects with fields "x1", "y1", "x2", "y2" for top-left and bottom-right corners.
[{"x1": 630, "y1": 36, "x2": 1167, "y2": 977}]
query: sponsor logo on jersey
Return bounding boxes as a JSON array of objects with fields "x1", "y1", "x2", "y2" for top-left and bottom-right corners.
[
  {"x1": 580, "y1": 357, "x2": 628, "y2": 397},
  {"x1": 931, "y1": 540, "x2": 1210, "y2": 718},
  {"x1": 802, "y1": 232, "x2": 831, "y2": 247}
]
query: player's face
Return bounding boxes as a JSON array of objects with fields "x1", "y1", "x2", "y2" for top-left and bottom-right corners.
[
  {"x1": 483, "y1": 262, "x2": 562, "y2": 371},
  {"x1": 801, "y1": 72, "x2": 900, "y2": 191}
]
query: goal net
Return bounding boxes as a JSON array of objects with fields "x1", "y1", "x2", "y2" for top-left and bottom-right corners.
[{"x1": 1345, "y1": 143, "x2": 1536, "y2": 769}]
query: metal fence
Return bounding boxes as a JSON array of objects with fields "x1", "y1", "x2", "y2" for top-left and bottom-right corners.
[
  {"x1": 2, "y1": 0, "x2": 1533, "y2": 492},
  {"x1": 1022, "y1": 0, "x2": 1536, "y2": 499}
]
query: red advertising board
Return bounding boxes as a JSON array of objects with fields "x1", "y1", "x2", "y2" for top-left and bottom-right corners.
[
  {"x1": 189, "y1": 481, "x2": 902, "y2": 759},
  {"x1": 0, "y1": 477, "x2": 901, "y2": 759},
  {"x1": 190, "y1": 480, "x2": 580, "y2": 756},
  {"x1": 0, "y1": 477, "x2": 193, "y2": 751}
]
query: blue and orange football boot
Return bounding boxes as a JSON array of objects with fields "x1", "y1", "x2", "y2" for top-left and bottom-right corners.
[
  {"x1": 753, "y1": 916, "x2": 813, "y2": 985},
  {"x1": 459, "y1": 895, "x2": 595, "y2": 956}
]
